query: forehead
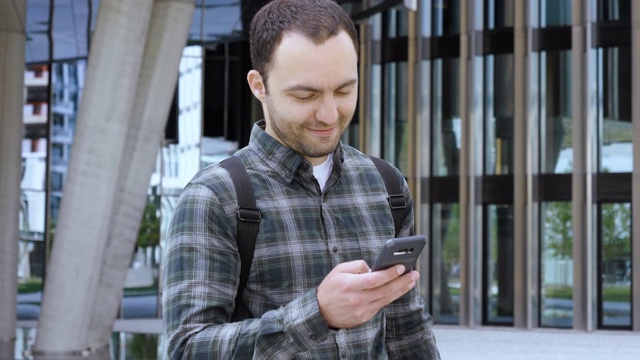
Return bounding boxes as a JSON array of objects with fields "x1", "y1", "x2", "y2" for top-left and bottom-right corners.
[{"x1": 268, "y1": 30, "x2": 358, "y2": 89}]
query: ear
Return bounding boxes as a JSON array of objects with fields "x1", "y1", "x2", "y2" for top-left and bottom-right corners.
[{"x1": 247, "y1": 70, "x2": 266, "y2": 101}]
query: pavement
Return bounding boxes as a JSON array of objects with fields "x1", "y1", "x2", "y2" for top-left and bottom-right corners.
[
  {"x1": 434, "y1": 325, "x2": 640, "y2": 360},
  {"x1": 16, "y1": 320, "x2": 640, "y2": 359}
]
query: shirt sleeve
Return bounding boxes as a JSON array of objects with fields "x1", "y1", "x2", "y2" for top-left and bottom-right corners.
[
  {"x1": 383, "y1": 174, "x2": 441, "y2": 359},
  {"x1": 161, "y1": 180, "x2": 333, "y2": 359}
]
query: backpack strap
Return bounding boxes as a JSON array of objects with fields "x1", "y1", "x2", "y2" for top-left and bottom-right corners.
[
  {"x1": 368, "y1": 156, "x2": 406, "y2": 237},
  {"x1": 220, "y1": 155, "x2": 261, "y2": 321}
]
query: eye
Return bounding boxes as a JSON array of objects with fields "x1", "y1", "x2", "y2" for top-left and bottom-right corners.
[
  {"x1": 292, "y1": 92, "x2": 315, "y2": 101},
  {"x1": 335, "y1": 85, "x2": 355, "y2": 96}
]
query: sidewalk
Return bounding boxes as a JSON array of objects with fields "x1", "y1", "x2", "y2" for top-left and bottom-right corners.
[
  {"x1": 17, "y1": 320, "x2": 640, "y2": 359},
  {"x1": 434, "y1": 325, "x2": 640, "y2": 360}
]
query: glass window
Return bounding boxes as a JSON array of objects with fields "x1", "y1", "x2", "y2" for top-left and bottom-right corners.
[
  {"x1": 540, "y1": 0, "x2": 572, "y2": 27},
  {"x1": 432, "y1": 58, "x2": 461, "y2": 176},
  {"x1": 485, "y1": 0, "x2": 514, "y2": 29},
  {"x1": 540, "y1": 201, "x2": 573, "y2": 328},
  {"x1": 597, "y1": 47, "x2": 632, "y2": 173},
  {"x1": 385, "y1": 8, "x2": 408, "y2": 38},
  {"x1": 383, "y1": 62, "x2": 409, "y2": 173},
  {"x1": 122, "y1": 195, "x2": 161, "y2": 319},
  {"x1": 431, "y1": 203, "x2": 461, "y2": 324},
  {"x1": 484, "y1": 54, "x2": 514, "y2": 175},
  {"x1": 432, "y1": 0, "x2": 460, "y2": 36},
  {"x1": 598, "y1": 202, "x2": 631, "y2": 328},
  {"x1": 484, "y1": 204, "x2": 514, "y2": 324},
  {"x1": 541, "y1": 51, "x2": 572, "y2": 174},
  {"x1": 597, "y1": 0, "x2": 631, "y2": 22}
]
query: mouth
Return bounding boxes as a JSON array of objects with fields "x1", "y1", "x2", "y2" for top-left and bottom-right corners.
[{"x1": 308, "y1": 127, "x2": 336, "y2": 137}]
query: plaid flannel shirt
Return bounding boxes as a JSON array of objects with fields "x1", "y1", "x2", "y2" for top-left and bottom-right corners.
[{"x1": 162, "y1": 121, "x2": 440, "y2": 359}]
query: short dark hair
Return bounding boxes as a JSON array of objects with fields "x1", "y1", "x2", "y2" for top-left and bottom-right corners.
[{"x1": 249, "y1": 0, "x2": 359, "y2": 87}]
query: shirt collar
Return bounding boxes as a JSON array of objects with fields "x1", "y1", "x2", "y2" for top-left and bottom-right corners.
[{"x1": 248, "y1": 120, "x2": 344, "y2": 184}]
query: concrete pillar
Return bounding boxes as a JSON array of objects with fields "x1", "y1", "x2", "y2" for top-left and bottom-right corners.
[
  {"x1": 87, "y1": 0, "x2": 194, "y2": 349},
  {"x1": 32, "y1": 0, "x2": 154, "y2": 358},
  {"x1": 0, "y1": 1, "x2": 27, "y2": 359}
]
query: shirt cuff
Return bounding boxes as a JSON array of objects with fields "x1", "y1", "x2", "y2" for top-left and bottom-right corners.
[{"x1": 282, "y1": 288, "x2": 333, "y2": 350}]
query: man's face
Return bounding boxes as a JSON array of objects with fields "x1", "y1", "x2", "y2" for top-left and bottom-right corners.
[{"x1": 248, "y1": 30, "x2": 358, "y2": 166}]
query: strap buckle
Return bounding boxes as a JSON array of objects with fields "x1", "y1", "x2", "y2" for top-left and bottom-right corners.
[
  {"x1": 388, "y1": 194, "x2": 406, "y2": 210},
  {"x1": 237, "y1": 207, "x2": 261, "y2": 223}
]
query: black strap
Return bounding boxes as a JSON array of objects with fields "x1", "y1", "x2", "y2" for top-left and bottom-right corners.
[
  {"x1": 368, "y1": 156, "x2": 406, "y2": 237},
  {"x1": 220, "y1": 156, "x2": 260, "y2": 321}
]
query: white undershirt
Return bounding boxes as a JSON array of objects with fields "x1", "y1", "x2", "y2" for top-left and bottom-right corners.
[{"x1": 312, "y1": 153, "x2": 334, "y2": 192}]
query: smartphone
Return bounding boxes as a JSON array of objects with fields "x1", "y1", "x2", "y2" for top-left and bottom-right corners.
[{"x1": 371, "y1": 235, "x2": 427, "y2": 274}]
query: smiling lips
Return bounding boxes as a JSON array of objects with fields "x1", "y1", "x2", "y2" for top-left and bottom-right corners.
[{"x1": 308, "y1": 127, "x2": 336, "y2": 137}]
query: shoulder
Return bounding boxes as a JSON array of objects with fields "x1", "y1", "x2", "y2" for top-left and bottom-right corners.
[
  {"x1": 340, "y1": 145, "x2": 406, "y2": 184},
  {"x1": 173, "y1": 160, "x2": 241, "y2": 213}
]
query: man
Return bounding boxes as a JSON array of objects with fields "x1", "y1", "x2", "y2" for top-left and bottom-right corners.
[{"x1": 162, "y1": 0, "x2": 440, "y2": 358}]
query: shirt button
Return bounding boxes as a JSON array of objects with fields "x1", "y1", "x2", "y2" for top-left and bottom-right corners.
[
  {"x1": 341, "y1": 351, "x2": 347, "y2": 358},
  {"x1": 333, "y1": 246, "x2": 338, "y2": 253},
  {"x1": 310, "y1": 334, "x2": 318, "y2": 341}
]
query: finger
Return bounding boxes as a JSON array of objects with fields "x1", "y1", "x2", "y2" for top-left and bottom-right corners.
[
  {"x1": 355, "y1": 264, "x2": 406, "y2": 291},
  {"x1": 367, "y1": 272, "x2": 419, "y2": 307}
]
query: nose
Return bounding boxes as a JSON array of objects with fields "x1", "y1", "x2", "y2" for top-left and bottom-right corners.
[{"x1": 316, "y1": 94, "x2": 339, "y2": 125}]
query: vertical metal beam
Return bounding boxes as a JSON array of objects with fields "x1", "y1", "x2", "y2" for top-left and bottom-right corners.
[
  {"x1": 0, "y1": 1, "x2": 27, "y2": 359},
  {"x1": 459, "y1": 0, "x2": 483, "y2": 327},
  {"x1": 358, "y1": 4, "x2": 372, "y2": 154},
  {"x1": 571, "y1": 0, "x2": 596, "y2": 332},
  {"x1": 407, "y1": 7, "x2": 419, "y2": 229},
  {"x1": 631, "y1": 0, "x2": 640, "y2": 333},
  {"x1": 513, "y1": 0, "x2": 534, "y2": 329}
]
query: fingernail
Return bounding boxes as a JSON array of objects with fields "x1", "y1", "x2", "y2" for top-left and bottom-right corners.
[
  {"x1": 411, "y1": 272, "x2": 419, "y2": 281},
  {"x1": 396, "y1": 265, "x2": 405, "y2": 275}
]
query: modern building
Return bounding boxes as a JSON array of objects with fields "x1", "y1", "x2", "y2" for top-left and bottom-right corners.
[{"x1": 12, "y1": 0, "x2": 640, "y2": 358}]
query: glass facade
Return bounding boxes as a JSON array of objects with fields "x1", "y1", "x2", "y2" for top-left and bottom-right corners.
[{"x1": 12, "y1": 0, "x2": 640, "y2": 357}]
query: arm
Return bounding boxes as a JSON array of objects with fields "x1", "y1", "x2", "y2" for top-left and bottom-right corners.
[{"x1": 162, "y1": 181, "x2": 333, "y2": 359}]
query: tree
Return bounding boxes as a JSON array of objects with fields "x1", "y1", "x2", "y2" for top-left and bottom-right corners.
[{"x1": 545, "y1": 201, "x2": 631, "y2": 262}]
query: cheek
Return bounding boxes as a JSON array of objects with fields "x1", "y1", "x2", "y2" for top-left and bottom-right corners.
[{"x1": 337, "y1": 97, "x2": 357, "y2": 117}]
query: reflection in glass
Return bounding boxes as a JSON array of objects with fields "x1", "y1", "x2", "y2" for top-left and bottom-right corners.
[
  {"x1": 383, "y1": 62, "x2": 409, "y2": 173},
  {"x1": 431, "y1": 0, "x2": 460, "y2": 36},
  {"x1": 599, "y1": 203, "x2": 631, "y2": 328},
  {"x1": 485, "y1": 204, "x2": 514, "y2": 324},
  {"x1": 19, "y1": 64, "x2": 50, "y2": 321},
  {"x1": 50, "y1": 60, "x2": 86, "y2": 224},
  {"x1": 597, "y1": 0, "x2": 631, "y2": 22},
  {"x1": 484, "y1": 54, "x2": 514, "y2": 175},
  {"x1": 541, "y1": 0, "x2": 572, "y2": 27},
  {"x1": 122, "y1": 194, "x2": 161, "y2": 319},
  {"x1": 540, "y1": 202, "x2": 573, "y2": 328},
  {"x1": 541, "y1": 51, "x2": 572, "y2": 174},
  {"x1": 111, "y1": 333, "x2": 162, "y2": 360},
  {"x1": 597, "y1": 47, "x2": 632, "y2": 173},
  {"x1": 485, "y1": 0, "x2": 514, "y2": 29},
  {"x1": 432, "y1": 58, "x2": 461, "y2": 176},
  {"x1": 431, "y1": 203, "x2": 461, "y2": 324},
  {"x1": 385, "y1": 8, "x2": 408, "y2": 38}
]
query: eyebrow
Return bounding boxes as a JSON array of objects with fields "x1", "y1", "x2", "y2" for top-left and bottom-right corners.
[{"x1": 284, "y1": 78, "x2": 358, "y2": 93}]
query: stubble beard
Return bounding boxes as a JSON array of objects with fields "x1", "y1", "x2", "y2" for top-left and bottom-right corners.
[{"x1": 266, "y1": 96, "x2": 348, "y2": 160}]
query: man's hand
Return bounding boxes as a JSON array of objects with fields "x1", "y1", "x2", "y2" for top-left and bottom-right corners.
[{"x1": 316, "y1": 260, "x2": 419, "y2": 329}]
